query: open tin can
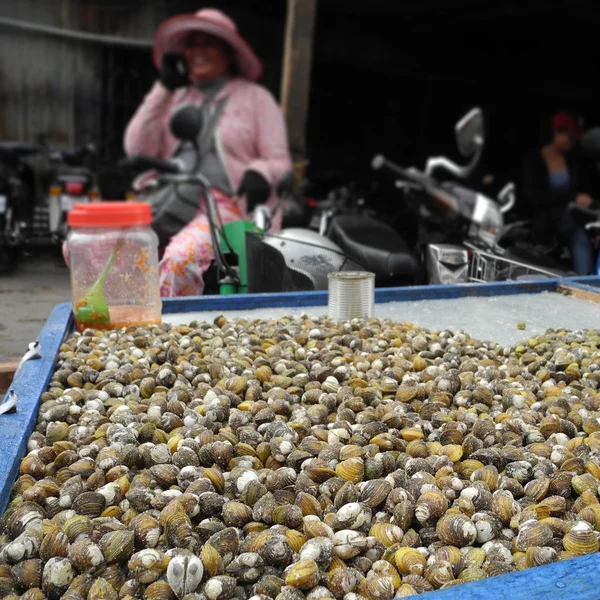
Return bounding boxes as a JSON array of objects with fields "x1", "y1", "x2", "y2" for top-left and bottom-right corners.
[{"x1": 328, "y1": 271, "x2": 375, "y2": 320}]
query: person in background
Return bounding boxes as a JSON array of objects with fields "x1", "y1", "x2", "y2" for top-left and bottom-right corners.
[
  {"x1": 124, "y1": 8, "x2": 291, "y2": 296},
  {"x1": 522, "y1": 112, "x2": 595, "y2": 275}
]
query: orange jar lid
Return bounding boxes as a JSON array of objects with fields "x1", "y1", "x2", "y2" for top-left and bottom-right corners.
[{"x1": 68, "y1": 202, "x2": 152, "y2": 228}]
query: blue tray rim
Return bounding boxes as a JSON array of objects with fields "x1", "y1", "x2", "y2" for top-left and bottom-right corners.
[{"x1": 3, "y1": 275, "x2": 600, "y2": 599}]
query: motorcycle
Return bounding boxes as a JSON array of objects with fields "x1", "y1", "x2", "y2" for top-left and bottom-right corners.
[
  {"x1": 119, "y1": 104, "x2": 422, "y2": 294},
  {"x1": 0, "y1": 141, "x2": 43, "y2": 268},
  {"x1": 44, "y1": 144, "x2": 100, "y2": 246},
  {"x1": 372, "y1": 107, "x2": 569, "y2": 284}
]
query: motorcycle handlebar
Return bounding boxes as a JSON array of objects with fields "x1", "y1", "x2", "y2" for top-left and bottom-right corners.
[
  {"x1": 568, "y1": 202, "x2": 600, "y2": 219},
  {"x1": 119, "y1": 154, "x2": 181, "y2": 174},
  {"x1": 372, "y1": 154, "x2": 436, "y2": 190},
  {"x1": 51, "y1": 144, "x2": 97, "y2": 164},
  {"x1": 371, "y1": 155, "x2": 411, "y2": 179}
]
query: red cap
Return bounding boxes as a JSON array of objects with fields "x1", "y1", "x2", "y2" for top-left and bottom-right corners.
[
  {"x1": 68, "y1": 202, "x2": 152, "y2": 228},
  {"x1": 552, "y1": 112, "x2": 582, "y2": 138}
]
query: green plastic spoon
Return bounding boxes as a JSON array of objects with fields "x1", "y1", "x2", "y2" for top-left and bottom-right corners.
[{"x1": 75, "y1": 240, "x2": 123, "y2": 326}]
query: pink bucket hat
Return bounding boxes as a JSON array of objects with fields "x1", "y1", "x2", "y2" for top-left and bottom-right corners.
[{"x1": 153, "y1": 8, "x2": 263, "y2": 82}]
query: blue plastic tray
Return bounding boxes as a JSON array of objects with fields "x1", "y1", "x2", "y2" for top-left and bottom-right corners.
[{"x1": 4, "y1": 275, "x2": 600, "y2": 600}]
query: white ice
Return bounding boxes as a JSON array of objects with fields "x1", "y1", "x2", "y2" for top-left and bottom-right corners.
[{"x1": 163, "y1": 291, "x2": 600, "y2": 346}]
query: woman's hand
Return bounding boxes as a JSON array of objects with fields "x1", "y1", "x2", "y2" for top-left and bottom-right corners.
[
  {"x1": 159, "y1": 53, "x2": 189, "y2": 91},
  {"x1": 238, "y1": 170, "x2": 270, "y2": 211},
  {"x1": 576, "y1": 193, "x2": 593, "y2": 208}
]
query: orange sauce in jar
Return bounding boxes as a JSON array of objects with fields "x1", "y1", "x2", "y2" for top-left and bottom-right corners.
[{"x1": 75, "y1": 305, "x2": 162, "y2": 333}]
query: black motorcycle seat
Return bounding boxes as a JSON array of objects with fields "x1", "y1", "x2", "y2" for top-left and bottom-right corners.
[
  {"x1": 0, "y1": 141, "x2": 43, "y2": 157},
  {"x1": 328, "y1": 214, "x2": 419, "y2": 279}
]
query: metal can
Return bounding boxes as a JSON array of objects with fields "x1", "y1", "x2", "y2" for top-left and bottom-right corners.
[{"x1": 327, "y1": 271, "x2": 375, "y2": 320}]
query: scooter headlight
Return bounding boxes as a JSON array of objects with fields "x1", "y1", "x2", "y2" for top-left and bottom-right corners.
[{"x1": 472, "y1": 194, "x2": 503, "y2": 247}]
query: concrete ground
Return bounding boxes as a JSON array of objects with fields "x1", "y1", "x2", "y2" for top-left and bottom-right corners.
[{"x1": 0, "y1": 255, "x2": 70, "y2": 362}]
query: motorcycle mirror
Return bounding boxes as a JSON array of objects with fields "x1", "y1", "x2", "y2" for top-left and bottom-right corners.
[
  {"x1": 497, "y1": 181, "x2": 516, "y2": 214},
  {"x1": 455, "y1": 107, "x2": 484, "y2": 157},
  {"x1": 276, "y1": 171, "x2": 295, "y2": 198},
  {"x1": 581, "y1": 128, "x2": 600, "y2": 157},
  {"x1": 170, "y1": 104, "x2": 203, "y2": 142}
]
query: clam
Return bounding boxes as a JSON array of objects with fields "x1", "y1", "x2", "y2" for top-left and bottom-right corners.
[
  {"x1": 226, "y1": 552, "x2": 264, "y2": 583},
  {"x1": 258, "y1": 533, "x2": 293, "y2": 566},
  {"x1": 415, "y1": 490, "x2": 449, "y2": 526},
  {"x1": 12, "y1": 558, "x2": 43, "y2": 589},
  {"x1": 88, "y1": 577, "x2": 119, "y2": 600},
  {"x1": 167, "y1": 551, "x2": 204, "y2": 598},
  {"x1": 284, "y1": 559, "x2": 320, "y2": 590},
  {"x1": 359, "y1": 576, "x2": 394, "y2": 600},
  {"x1": 471, "y1": 511, "x2": 502, "y2": 544},
  {"x1": 435, "y1": 512, "x2": 477, "y2": 547},
  {"x1": 332, "y1": 530, "x2": 367, "y2": 559},
  {"x1": 100, "y1": 530, "x2": 135, "y2": 563},
  {"x1": 336, "y1": 458, "x2": 364, "y2": 484},
  {"x1": 67, "y1": 540, "x2": 104, "y2": 573},
  {"x1": 129, "y1": 549, "x2": 170, "y2": 584},
  {"x1": 368, "y1": 523, "x2": 403, "y2": 547},
  {"x1": 515, "y1": 520, "x2": 553, "y2": 551},
  {"x1": 327, "y1": 566, "x2": 363, "y2": 598},
  {"x1": 563, "y1": 521, "x2": 600, "y2": 555},
  {"x1": 42, "y1": 557, "x2": 74, "y2": 599},
  {"x1": 332, "y1": 503, "x2": 371, "y2": 531},
  {"x1": 299, "y1": 537, "x2": 335, "y2": 568},
  {"x1": 39, "y1": 527, "x2": 69, "y2": 562},
  {"x1": 204, "y1": 575, "x2": 238, "y2": 600},
  {"x1": 144, "y1": 580, "x2": 177, "y2": 600},
  {"x1": 130, "y1": 513, "x2": 162, "y2": 548},
  {"x1": 525, "y1": 546, "x2": 557, "y2": 568},
  {"x1": 2, "y1": 532, "x2": 42, "y2": 564},
  {"x1": 395, "y1": 547, "x2": 426, "y2": 576},
  {"x1": 201, "y1": 544, "x2": 225, "y2": 577}
]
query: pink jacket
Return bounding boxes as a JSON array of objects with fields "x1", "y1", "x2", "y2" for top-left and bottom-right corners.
[{"x1": 123, "y1": 78, "x2": 292, "y2": 229}]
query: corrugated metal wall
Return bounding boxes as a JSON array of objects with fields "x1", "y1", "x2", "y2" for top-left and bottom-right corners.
[{"x1": 0, "y1": 0, "x2": 164, "y2": 148}]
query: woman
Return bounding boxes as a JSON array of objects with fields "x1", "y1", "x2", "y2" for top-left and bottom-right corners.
[
  {"x1": 522, "y1": 112, "x2": 594, "y2": 275},
  {"x1": 124, "y1": 8, "x2": 291, "y2": 296}
]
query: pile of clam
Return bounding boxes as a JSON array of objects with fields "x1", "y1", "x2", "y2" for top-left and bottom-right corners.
[{"x1": 2, "y1": 316, "x2": 600, "y2": 600}]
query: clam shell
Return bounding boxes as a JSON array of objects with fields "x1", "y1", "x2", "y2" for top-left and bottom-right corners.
[
  {"x1": 359, "y1": 576, "x2": 394, "y2": 600},
  {"x1": 332, "y1": 529, "x2": 367, "y2": 559},
  {"x1": 67, "y1": 540, "x2": 105, "y2": 573},
  {"x1": 515, "y1": 520, "x2": 553, "y2": 551},
  {"x1": 368, "y1": 523, "x2": 403, "y2": 547},
  {"x1": 128, "y1": 549, "x2": 170, "y2": 584},
  {"x1": 327, "y1": 566, "x2": 363, "y2": 598},
  {"x1": 525, "y1": 546, "x2": 557, "y2": 568},
  {"x1": 563, "y1": 521, "x2": 600, "y2": 555},
  {"x1": 144, "y1": 580, "x2": 177, "y2": 600},
  {"x1": 167, "y1": 552, "x2": 204, "y2": 599},
  {"x1": 42, "y1": 557, "x2": 74, "y2": 598},
  {"x1": 100, "y1": 530, "x2": 134, "y2": 563},
  {"x1": 40, "y1": 527, "x2": 69, "y2": 562},
  {"x1": 299, "y1": 537, "x2": 334, "y2": 568},
  {"x1": 258, "y1": 534, "x2": 293, "y2": 566},
  {"x1": 304, "y1": 516, "x2": 334, "y2": 540},
  {"x1": 88, "y1": 577, "x2": 118, "y2": 600},
  {"x1": 394, "y1": 547, "x2": 426, "y2": 576},
  {"x1": 435, "y1": 512, "x2": 477, "y2": 547},
  {"x1": 358, "y1": 479, "x2": 392, "y2": 509},
  {"x1": 204, "y1": 575, "x2": 237, "y2": 600},
  {"x1": 12, "y1": 558, "x2": 43, "y2": 589},
  {"x1": 415, "y1": 490, "x2": 449, "y2": 527},
  {"x1": 200, "y1": 544, "x2": 225, "y2": 577}
]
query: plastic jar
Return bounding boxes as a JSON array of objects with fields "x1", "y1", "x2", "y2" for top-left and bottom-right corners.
[{"x1": 67, "y1": 202, "x2": 162, "y2": 332}]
